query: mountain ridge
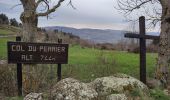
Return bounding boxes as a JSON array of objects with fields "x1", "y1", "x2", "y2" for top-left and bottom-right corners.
[{"x1": 45, "y1": 26, "x2": 159, "y2": 44}]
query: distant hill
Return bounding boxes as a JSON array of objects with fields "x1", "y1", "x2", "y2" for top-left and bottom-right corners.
[{"x1": 45, "y1": 26, "x2": 159, "y2": 44}]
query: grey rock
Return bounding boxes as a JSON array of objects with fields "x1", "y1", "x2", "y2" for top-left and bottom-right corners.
[
  {"x1": 0, "y1": 60, "x2": 7, "y2": 64},
  {"x1": 147, "y1": 78, "x2": 161, "y2": 89},
  {"x1": 106, "y1": 94, "x2": 127, "y2": 100},
  {"x1": 24, "y1": 93, "x2": 43, "y2": 100},
  {"x1": 24, "y1": 74, "x2": 150, "y2": 100},
  {"x1": 89, "y1": 73, "x2": 149, "y2": 96},
  {"x1": 51, "y1": 78, "x2": 98, "y2": 100}
]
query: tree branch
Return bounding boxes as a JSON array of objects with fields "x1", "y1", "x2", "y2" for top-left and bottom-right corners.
[
  {"x1": 116, "y1": 0, "x2": 152, "y2": 15},
  {"x1": 67, "y1": 0, "x2": 76, "y2": 9},
  {"x1": 36, "y1": 0, "x2": 43, "y2": 5},
  {"x1": 116, "y1": 0, "x2": 161, "y2": 28},
  {"x1": 10, "y1": 3, "x2": 22, "y2": 9},
  {"x1": 37, "y1": 0, "x2": 65, "y2": 16},
  {"x1": 36, "y1": 0, "x2": 47, "y2": 8}
]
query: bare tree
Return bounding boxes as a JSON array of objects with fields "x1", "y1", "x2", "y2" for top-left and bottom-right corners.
[
  {"x1": 117, "y1": 0, "x2": 170, "y2": 87},
  {"x1": 19, "y1": 0, "x2": 73, "y2": 42}
]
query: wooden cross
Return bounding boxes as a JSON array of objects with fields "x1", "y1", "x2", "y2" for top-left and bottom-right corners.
[{"x1": 124, "y1": 16, "x2": 159, "y2": 84}]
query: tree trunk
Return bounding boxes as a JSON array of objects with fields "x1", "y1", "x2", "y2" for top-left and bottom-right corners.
[
  {"x1": 20, "y1": 12, "x2": 37, "y2": 42},
  {"x1": 19, "y1": 0, "x2": 38, "y2": 94},
  {"x1": 155, "y1": 1, "x2": 170, "y2": 87},
  {"x1": 20, "y1": 0, "x2": 37, "y2": 42}
]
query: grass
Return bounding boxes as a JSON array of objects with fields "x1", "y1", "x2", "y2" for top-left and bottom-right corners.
[
  {"x1": 0, "y1": 28, "x2": 13, "y2": 35},
  {"x1": 0, "y1": 37, "x2": 157, "y2": 80},
  {"x1": 0, "y1": 37, "x2": 15, "y2": 59},
  {"x1": 150, "y1": 88, "x2": 170, "y2": 100},
  {"x1": 1, "y1": 35, "x2": 167, "y2": 100},
  {"x1": 6, "y1": 96, "x2": 23, "y2": 100},
  {"x1": 65, "y1": 45, "x2": 157, "y2": 80},
  {"x1": 0, "y1": 25, "x2": 20, "y2": 35}
]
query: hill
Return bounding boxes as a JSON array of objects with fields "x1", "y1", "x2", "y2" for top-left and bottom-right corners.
[
  {"x1": 45, "y1": 26, "x2": 159, "y2": 44},
  {"x1": 45, "y1": 26, "x2": 124, "y2": 44}
]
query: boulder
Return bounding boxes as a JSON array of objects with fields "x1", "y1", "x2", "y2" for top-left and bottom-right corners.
[
  {"x1": 89, "y1": 73, "x2": 149, "y2": 96},
  {"x1": 106, "y1": 94, "x2": 127, "y2": 100},
  {"x1": 24, "y1": 93, "x2": 43, "y2": 100},
  {"x1": 24, "y1": 74, "x2": 150, "y2": 100},
  {"x1": 51, "y1": 78, "x2": 98, "y2": 100}
]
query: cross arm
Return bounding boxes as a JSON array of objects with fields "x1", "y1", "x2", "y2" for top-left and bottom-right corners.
[{"x1": 124, "y1": 33, "x2": 160, "y2": 40}]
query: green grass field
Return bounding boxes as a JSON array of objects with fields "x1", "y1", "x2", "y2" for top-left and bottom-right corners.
[
  {"x1": 0, "y1": 27, "x2": 157, "y2": 81},
  {"x1": 0, "y1": 25, "x2": 20, "y2": 35},
  {"x1": 0, "y1": 37, "x2": 15, "y2": 59},
  {"x1": 62, "y1": 45, "x2": 157, "y2": 81},
  {"x1": 1, "y1": 28, "x2": 168, "y2": 100},
  {"x1": 0, "y1": 35, "x2": 157, "y2": 81},
  {"x1": 0, "y1": 29, "x2": 13, "y2": 35}
]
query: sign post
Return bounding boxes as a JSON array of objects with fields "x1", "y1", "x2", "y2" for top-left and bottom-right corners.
[
  {"x1": 8, "y1": 42, "x2": 68, "y2": 64},
  {"x1": 57, "y1": 39, "x2": 62, "y2": 81},
  {"x1": 7, "y1": 39, "x2": 68, "y2": 96},
  {"x1": 16, "y1": 36, "x2": 22, "y2": 96}
]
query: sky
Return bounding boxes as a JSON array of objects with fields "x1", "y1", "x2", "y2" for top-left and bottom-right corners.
[{"x1": 0, "y1": 0, "x2": 160, "y2": 32}]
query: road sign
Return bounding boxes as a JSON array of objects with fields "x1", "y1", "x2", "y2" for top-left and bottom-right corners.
[{"x1": 8, "y1": 42, "x2": 68, "y2": 64}]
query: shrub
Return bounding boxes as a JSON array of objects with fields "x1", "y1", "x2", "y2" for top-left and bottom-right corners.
[{"x1": 0, "y1": 64, "x2": 17, "y2": 96}]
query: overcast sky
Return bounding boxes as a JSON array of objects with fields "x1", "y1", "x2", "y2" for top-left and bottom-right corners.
[{"x1": 0, "y1": 0, "x2": 160, "y2": 32}]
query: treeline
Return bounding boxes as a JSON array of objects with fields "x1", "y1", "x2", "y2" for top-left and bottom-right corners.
[{"x1": 0, "y1": 13, "x2": 21, "y2": 27}]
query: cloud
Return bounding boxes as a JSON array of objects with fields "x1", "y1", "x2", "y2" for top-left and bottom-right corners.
[
  {"x1": 0, "y1": 1, "x2": 22, "y2": 22},
  {"x1": 0, "y1": 0, "x2": 159, "y2": 32},
  {"x1": 38, "y1": 0, "x2": 126, "y2": 29}
]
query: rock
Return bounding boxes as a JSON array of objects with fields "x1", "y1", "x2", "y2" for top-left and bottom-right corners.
[
  {"x1": 163, "y1": 89, "x2": 169, "y2": 95},
  {"x1": 147, "y1": 78, "x2": 161, "y2": 89},
  {"x1": 24, "y1": 74, "x2": 150, "y2": 99},
  {"x1": 0, "y1": 60, "x2": 7, "y2": 65},
  {"x1": 24, "y1": 93, "x2": 43, "y2": 100},
  {"x1": 106, "y1": 94, "x2": 127, "y2": 100},
  {"x1": 89, "y1": 73, "x2": 149, "y2": 96},
  {"x1": 51, "y1": 78, "x2": 98, "y2": 100}
]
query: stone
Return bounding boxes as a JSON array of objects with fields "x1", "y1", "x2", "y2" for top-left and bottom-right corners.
[
  {"x1": 147, "y1": 78, "x2": 161, "y2": 89},
  {"x1": 51, "y1": 78, "x2": 98, "y2": 100},
  {"x1": 163, "y1": 89, "x2": 169, "y2": 95},
  {"x1": 106, "y1": 94, "x2": 127, "y2": 100},
  {"x1": 89, "y1": 73, "x2": 149, "y2": 96},
  {"x1": 24, "y1": 93, "x2": 43, "y2": 100},
  {"x1": 24, "y1": 74, "x2": 150, "y2": 99},
  {"x1": 0, "y1": 60, "x2": 7, "y2": 65}
]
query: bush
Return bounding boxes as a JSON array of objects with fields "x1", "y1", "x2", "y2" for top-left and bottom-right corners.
[
  {"x1": 128, "y1": 47, "x2": 139, "y2": 53},
  {"x1": 0, "y1": 13, "x2": 9, "y2": 25},
  {"x1": 10, "y1": 19, "x2": 19, "y2": 27},
  {"x1": 0, "y1": 64, "x2": 17, "y2": 96}
]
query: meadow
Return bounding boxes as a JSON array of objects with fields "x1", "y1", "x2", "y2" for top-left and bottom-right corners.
[
  {"x1": 0, "y1": 35, "x2": 157, "y2": 82},
  {"x1": 2, "y1": 28, "x2": 170, "y2": 100},
  {"x1": 0, "y1": 25, "x2": 20, "y2": 35}
]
